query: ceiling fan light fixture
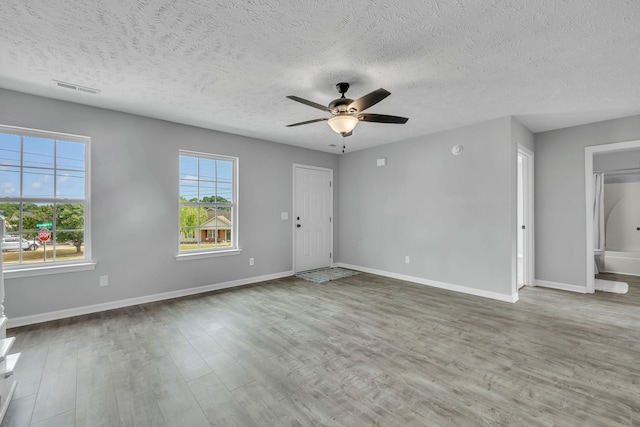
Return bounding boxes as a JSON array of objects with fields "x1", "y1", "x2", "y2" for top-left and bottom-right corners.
[
  {"x1": 286, "y1": 83, "x2": 408, "y2": 137},
  {"x1": 328, "y1": 115, "x2": 358, "y2": 134}
]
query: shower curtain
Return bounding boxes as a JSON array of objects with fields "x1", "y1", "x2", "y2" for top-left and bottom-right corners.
[{"x1": 593, "y1": 172, "x2": 605, "y2": 273}]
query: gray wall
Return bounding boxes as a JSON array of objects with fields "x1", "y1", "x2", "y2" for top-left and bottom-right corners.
[
  {"x1": 594, "y1": 148, "x2": 640, "y2": 172},
  {"x1": 512, "y1": 117, "x2": 535, "y2": 152},
  {"x1": 535, "y1": 114, "x2": 640, "y2": 287},
  {"x1": 0, "y1": 89, "x2": 338, "y2": 319},
  {"x1": 337, "y1": 117, "x2": 517, "y2": 298}
]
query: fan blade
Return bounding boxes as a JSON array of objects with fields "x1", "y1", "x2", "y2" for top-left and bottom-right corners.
[
  {"x1": 358, "y1": 113, "x2": 409, "y2": 124},
  {"x1": 348, "y1": 88, "x2": 391, "y2": 113},
  {"x1": 286, "y1": 118, "x2": 329, "y2": 127},
  {"x1": 286, "y1": 96, "x2": 330, "y2": 112}
]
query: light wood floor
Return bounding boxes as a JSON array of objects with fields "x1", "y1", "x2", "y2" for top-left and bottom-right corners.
[{"x1": 2, "y1": 272, "x2": 639, "y2": 426}]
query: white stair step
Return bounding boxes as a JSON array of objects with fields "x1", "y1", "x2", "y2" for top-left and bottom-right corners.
[
  {"x1": 3, "y1": 353, "x2": 20, "y2": 378},
  {"x1": 0, "y1": 337, "x2": 15, "y2": 361}
]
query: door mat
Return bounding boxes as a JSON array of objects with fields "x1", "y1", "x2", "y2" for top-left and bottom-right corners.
[{"x1": 295, "y1": 267, "x2": 360, "y2": 284}]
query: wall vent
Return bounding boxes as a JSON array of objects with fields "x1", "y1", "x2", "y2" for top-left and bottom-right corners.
[{"x1": 53, "y1": 80, "x2": 100, "y2": 95}]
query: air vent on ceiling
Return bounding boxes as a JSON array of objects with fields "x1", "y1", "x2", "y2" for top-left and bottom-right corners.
[{"x1": 53, "y1": 80, "x2": 100, "y2": 95}]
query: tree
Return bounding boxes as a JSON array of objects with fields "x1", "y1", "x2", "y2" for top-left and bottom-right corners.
[
  {"x1": 201, "y1": 196, "x2": 231, "y2": 212},
  {"x1": 56, "y1": 204, "x2": 85, "y2": 253},
  {"x1": 18, "y1": 204, "x2": 53, "y2": 244},
  {"x1": 0, "y1": 203, "x2": 85, "y2": 251},
  {"x1": 201, "y1": 196, "x2": 230, "y2": 204},
  {"x1": 0, "y1": 203, "x2": 20, "y2": 231},
  {"x1": 179, "y1": 202, "x2": 208, "y2": 239},
  {"x1": 0, "y1": 203, "x2": 19, "y2": 220}
]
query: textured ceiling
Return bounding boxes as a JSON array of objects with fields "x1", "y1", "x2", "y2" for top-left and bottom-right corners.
[{"x1": 1, "y1": 1, "x2": 640, "y2": 153}]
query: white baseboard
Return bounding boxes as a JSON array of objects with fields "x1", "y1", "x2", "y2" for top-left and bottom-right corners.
[
  {"x1": 336, "y1": 263, "x2": 518, "y2": 303},
  {"x1": 602, "y1": 270, "x2": 640, "y2": 277},
  {"x1": 534, "y1": 279, "x2": 588, "y2": 293},
  {"x1": 7, "y1": 270, "x2": 294, "y2": 328}
]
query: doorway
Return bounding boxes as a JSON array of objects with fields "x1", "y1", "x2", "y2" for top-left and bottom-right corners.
[
  {"x1": 517, "y1": 146, "x2": 534, "y2": 289},
  {"x1": 293, "y1": 164, "x2": 333, "y2": 272},
  {"x1": 585, "y1": 138, "x2": 640, "y2": 293}
]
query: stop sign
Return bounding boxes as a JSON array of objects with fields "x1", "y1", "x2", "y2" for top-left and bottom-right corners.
[{"x1": 38, "y1": 228, "x2": 51, "y2": 242}]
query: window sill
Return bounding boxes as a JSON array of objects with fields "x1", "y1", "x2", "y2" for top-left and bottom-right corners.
[
  {"x1": 175, "y1": 248, "x2": 242, "y2": 261},
  {"x1": 4, "y1": 262, "x2": 97, "y2": 279}
]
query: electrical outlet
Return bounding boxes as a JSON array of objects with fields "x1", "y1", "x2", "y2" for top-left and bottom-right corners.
[
  {"x1": 99, "y1": 275, "x2": 108, "y2": 287},
  {"x1": 249, "y1": 258, "x2": 254, "y2": 266},
  {"x1": 405, "y1": 256, "x2": 410, "y2": 264}
]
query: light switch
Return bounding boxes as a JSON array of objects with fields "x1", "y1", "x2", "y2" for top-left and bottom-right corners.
[{"x1": 281, "y1": 212, "x2": 289, "y2": 220}]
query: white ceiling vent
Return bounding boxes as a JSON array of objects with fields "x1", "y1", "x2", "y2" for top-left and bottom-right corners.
[{"x1": 53, "y1": 80, "x2": 100, "y2": 95}]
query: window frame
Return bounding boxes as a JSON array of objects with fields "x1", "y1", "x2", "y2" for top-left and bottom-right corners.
[
  {"x1": 0, "y1": 124, "x2": 94, "y2": 277},
  {"x1": 176, "y1": 150, "x2": 240, "y2": 260}
]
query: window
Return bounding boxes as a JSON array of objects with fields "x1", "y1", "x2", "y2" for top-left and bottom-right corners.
[
  {"x1": 178, "y1": 150, "x2": 237, "y2": 255},
  {"x1": 0, "y1": 125, "x2": 90, "y2": 269}
]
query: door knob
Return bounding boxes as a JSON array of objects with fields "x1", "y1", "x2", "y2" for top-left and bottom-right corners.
[{"x1": 297, "y1": 224, "x2": 301, "y2": 228}]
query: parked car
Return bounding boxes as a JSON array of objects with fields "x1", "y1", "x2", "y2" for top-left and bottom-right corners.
[{"x1": 1, "y1": 237, "x2": 40, "y2": 252}]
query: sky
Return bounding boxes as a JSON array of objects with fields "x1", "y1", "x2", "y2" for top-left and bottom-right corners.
[
  {"x1": 0, "y1": 132, "x2": 86, "y2": 199},
  {"x1": 179, "y1": 154, "x2": 233, "y2": 203}
]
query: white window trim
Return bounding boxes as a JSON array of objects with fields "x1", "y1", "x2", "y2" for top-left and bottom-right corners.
[
  {"x1": 175, "y1": 248, "x2": 242, "y2": 261},
  {"x1": 4, "y1": 261, "x2": 96, "y2": 279},
  {"x1": 0, "y1": 124, "x2": 92, "y2": 272},
  {"x1": 178, "y1": 150, "x2": 239, "y2": 255}
]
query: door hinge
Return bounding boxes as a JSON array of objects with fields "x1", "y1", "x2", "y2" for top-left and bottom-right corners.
[
  {"x1": 329, "y1": 181, "x2": 332, "y2": 187},
  {"x1": 329, "y1": 217, "x2": 332, "y2": 223},
  {"x1": 330, "y1": 252, "x2": 332, "y2": 258}
]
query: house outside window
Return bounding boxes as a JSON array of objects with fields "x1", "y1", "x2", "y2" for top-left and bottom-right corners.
[
  {"x1": 0, "y1": 125, "x2": 90, "y2": 269},
  {"x1": 178, "y1": 150, "x2": 237, "y2": 254}
]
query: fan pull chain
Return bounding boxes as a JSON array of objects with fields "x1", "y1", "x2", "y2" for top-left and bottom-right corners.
[{"x1": 342, "y1": 135, "x2": 346, "y2": 154}]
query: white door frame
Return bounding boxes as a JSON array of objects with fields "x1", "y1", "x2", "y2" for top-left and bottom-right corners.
[
  {"x1": 585, "y1": 138, "x2": 640, "y2": 293},
  {"x1": 292, "y1": 164, "x2": 334, "y2": 273},
  {"x1": 517, "y1": 145, "x2": 535, "y2": 290}
]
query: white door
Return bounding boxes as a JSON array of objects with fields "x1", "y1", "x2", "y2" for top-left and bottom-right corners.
[
  {"x1": 294, "y1": 165, "x2": 333, "y2": 272},
  {"x1": 517, "y1": 154, "x2": 526, "y2": 288},
  {"x1": 517, "y1": 147, "x2": 534, "y2": 289}
]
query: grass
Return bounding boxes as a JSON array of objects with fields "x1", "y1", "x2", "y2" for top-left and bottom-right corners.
[
  {"x1": 179, "y1": 242, "x2": 232, "y2": 251},
  {"x1": 2, "y1": 245, "x2": 84, "y2": 264}
]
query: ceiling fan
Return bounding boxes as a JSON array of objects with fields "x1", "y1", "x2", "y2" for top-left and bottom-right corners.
[{"x1": 286, "y1": 82, "x2": 409, "y2": 138}]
